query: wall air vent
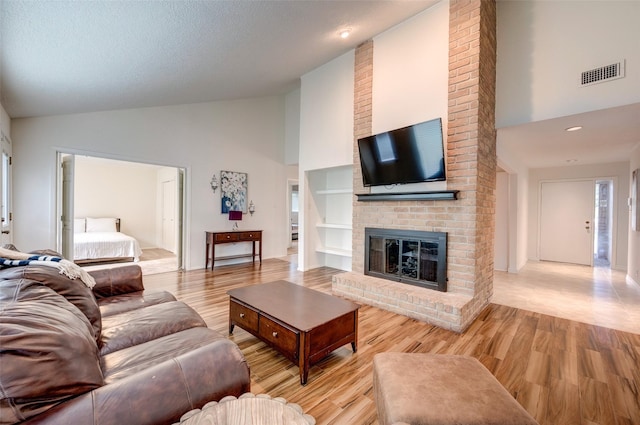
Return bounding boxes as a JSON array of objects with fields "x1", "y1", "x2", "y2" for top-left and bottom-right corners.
[{"x1": 581, "y1": 60, "x2": 625, "y2": 86}]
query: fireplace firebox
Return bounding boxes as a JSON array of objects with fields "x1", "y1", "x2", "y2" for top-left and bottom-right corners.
[{"x1": 364, "y1": 228, "x2": 447, "y2": 292}]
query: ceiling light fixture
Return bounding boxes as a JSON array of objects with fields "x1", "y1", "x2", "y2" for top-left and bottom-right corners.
[
  {"x1": 565, "y1": 126, "x2": 583, "y2": 132},
  {"x1": 339, "y1": 29, "x2": 351, "y2": 39},
  {"x1": 566, "y1": 159, "x2": 578, "y2": 164}
]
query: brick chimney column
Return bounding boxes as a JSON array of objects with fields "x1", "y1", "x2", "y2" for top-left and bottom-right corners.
[{"x1": 448, "y1": 0, "x2": 497, "y2": 306}]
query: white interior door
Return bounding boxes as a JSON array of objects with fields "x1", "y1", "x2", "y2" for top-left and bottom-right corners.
[
  {"x1": 539, "y1": 180, "x2": 594, "y2": 266},
  {"x1": 61, "y1": 155, "x2": 75, "y2": 259},
  {"x1": 161, "y1": 179, "x2": 176, "y2": 253}
]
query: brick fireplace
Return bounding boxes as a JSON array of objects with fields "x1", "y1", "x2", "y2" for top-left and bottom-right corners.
[{"x1": 332, "y1": 0, "x2": 497, "y2": 332}]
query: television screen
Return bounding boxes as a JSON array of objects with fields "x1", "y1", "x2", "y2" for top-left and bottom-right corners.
[{"x1": 357, "y1": 118, "x2": 446, "y2": 187}]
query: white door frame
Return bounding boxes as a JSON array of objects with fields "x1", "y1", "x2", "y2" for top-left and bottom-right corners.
[
  {"x1": 0, "y1": 132, "x2": 13, "y2": 246},
  {"x1": 55, "y1": 150, "x2": 187, "y2": 268},
  {"x1": 287, "y1": 179, "x2": 299, "y2": 248}
]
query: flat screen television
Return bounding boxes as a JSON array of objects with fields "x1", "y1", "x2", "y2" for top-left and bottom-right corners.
[{"x1": 357, "y1": 118, "x2": 446, "y2": 187}]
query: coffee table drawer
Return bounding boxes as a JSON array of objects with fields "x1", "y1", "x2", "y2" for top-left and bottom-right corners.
[
  {"x1": 259, "y1": 316, "x2": 298, "y2": 355},
  {"x1": 230, "y1": 301, "x2": 259, "y2": 332}
]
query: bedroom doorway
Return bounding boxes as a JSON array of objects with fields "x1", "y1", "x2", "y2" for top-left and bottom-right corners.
[
  {"x1": 56, "y1": 152, "x2": 185, "y2": 272},
  {"x1": 288, "y1": 180, "x2": 299, "y2": 250}
]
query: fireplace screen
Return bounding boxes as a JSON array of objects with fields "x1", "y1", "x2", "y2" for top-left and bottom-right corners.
[{"x1": 365, "y1": 228, "x2": 447, "y2": 292}]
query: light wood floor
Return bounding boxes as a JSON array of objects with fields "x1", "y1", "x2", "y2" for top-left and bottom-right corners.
[{"x1": 143, "y1": 259, "x2": 640, "y2": 425}]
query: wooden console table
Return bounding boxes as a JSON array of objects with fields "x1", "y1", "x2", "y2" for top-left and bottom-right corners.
[{"x1": 205, "y1": 230, "x2": 262, "y2": 270}]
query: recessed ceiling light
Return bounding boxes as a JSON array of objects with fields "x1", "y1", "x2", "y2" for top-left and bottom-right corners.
[
  {"x1": 565, "y1": 126, "x2": 583, "y2": 132},
  {"x1": 339, "y1": 29, "x2": 351, "y2": 39}
]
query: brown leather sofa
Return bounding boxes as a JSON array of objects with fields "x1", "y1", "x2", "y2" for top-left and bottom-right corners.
[{"x1": 0, "y1": 263, "x2": 250, "y2": 425}]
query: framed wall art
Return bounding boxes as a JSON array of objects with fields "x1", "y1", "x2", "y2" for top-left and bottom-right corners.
[{"x1": 220, "y1": 170, "x2": 248, "y2": 214}]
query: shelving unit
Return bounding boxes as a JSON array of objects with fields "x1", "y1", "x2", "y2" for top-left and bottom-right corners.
[{"x1": 306, "y1": 165, "x2": 353, "y2": 271}]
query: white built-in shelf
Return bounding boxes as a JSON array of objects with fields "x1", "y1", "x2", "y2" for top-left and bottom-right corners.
[
  {"x1": 316, "y1": 188, "x2": 353, "y2": 195},
  {"x1": 316, "y1": 223, "x2": 352, "y2": 230},
  {"x1": 316, "y1": 247, "x2": 353, "y2": 257}
]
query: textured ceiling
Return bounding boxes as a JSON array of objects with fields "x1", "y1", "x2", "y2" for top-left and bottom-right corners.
[{"x1": 0, "y1": 0, "x2": 437, "y2": 118}]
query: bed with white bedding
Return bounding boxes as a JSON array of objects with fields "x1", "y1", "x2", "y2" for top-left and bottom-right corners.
[{"x1": 74, "y1": 217, "x2": 142, "y2": 263}]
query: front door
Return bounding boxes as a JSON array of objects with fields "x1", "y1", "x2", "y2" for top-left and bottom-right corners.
[{"x1": 539, "y1": 180, "x2": 594, "y2": 266}]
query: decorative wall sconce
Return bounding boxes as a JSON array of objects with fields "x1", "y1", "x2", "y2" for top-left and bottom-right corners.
[
  {"x1": 248, "y1": 200, "x2": 255, "y2": 216},
  {"x1": 210, "y1": 174, "x2": 218, "y2": 193}
]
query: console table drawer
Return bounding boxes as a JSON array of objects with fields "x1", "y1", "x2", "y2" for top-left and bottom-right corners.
[
  {"x1": 239, "y1": 231, "x2": 261, "y2": 241},
  {"x1": 215, "y1": 233, "x2": 240, "y2": 242},
  {"x1": 229, "y1": 301, "x2": 259, "y2": 332},
  {"x1": 259, "y1": 316, "x2": 299, "y2": 355}
]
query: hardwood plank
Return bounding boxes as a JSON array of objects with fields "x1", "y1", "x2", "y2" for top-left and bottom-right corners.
[{"x1": 142, "y1": 260, "x2": 640, "y2": 425}]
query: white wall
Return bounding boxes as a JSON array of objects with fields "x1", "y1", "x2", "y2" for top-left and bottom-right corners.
[
  {"x1": 495, "y1": 172, "x2": 508, "y2": 271},
  {"x1": 74, "y1": 156, "x2": 162, "y2": 248},
  {"x1": 0, "y1": 103, "x2": 10, "y2": 138},
  {"x1": 12, "y1": 96, "x2": 288, "y2": 269},
  {"x1": 629, "y1": 145, "x2": 640, "y2": 284},
  {"x1": 372, "y1": 0, "x2": 448, "y2": 134},
  {"x1": 497, "y1": 138, "x2": 530, "y2": 272},
  {"x1": 284, "y1": 88, "x2": 300, "y2": 166},
  {"x1": 497, "y1": 0, "x2": 640, "y2": 128},
  {"x1": 299, "y1": 51, "x2": 355, "y2": 172},
  {"x1": 528, "y1": 162, "x2": 629, "y2": 271}
]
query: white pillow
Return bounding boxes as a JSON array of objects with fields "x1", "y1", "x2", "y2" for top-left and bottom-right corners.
[
  {"x1": 86, "y1": 217, "x2": 117, "y2": 233},
  {"x1": 74, "y1": 218, "x2": 86, "y2": 233}
]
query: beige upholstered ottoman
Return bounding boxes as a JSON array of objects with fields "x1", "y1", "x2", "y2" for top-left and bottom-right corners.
[{"x1": 373, "y1": 353, "x2": 539, "y2": 425}]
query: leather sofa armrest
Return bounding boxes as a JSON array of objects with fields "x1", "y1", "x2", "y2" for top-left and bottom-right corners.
[
  {"x1": 90, "y1": 265, "x2": 145, "y2": 299},
  {"x1": 20, "y1": 339, "x2": 251, "y2": 425}
]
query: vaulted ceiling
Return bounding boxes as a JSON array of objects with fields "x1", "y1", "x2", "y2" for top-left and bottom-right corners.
[{"x1": 0, "y1": 0, "x2": 436, "y2": 118}]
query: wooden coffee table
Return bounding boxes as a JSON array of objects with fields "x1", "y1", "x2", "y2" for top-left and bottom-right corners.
[{"x1": 227, "y1": 280, "x2": 360, "y2": 385}]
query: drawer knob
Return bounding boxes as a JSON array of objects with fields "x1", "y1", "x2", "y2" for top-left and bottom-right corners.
[
  {"x1": 272, "y1": 332, "x2": 278, "y2": 338},
  {"x1": 239, "y1": 313, "x2": 245, "y2": 318}
]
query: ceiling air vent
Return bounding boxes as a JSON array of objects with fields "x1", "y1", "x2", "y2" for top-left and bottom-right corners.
[{"x1": 581, "y1": 60, "x2": 625, "y2": 86}]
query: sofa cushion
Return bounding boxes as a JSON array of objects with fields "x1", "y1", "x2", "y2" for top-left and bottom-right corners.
[
  {"x1": 101, "y1": 327, "x2": 226, "y2": 382},
  {"x1": 0, "y1": 279, "x2": 103, "y2": 424},
  {"x1": 20, "y1": 337, "x2": 251, "y2": 425},
  {"x1": 90, "y1": 264, "x2": 145, "y2": 299},
  {"x1": 0, "y1": 264, "x2": 102, "y2": 342},
  {"x1": 99, "y1": 301, "x2": 207, "y2": 355},
  {"x1": 98, "y1": 289, "x2": 177, "y2": 317}
]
